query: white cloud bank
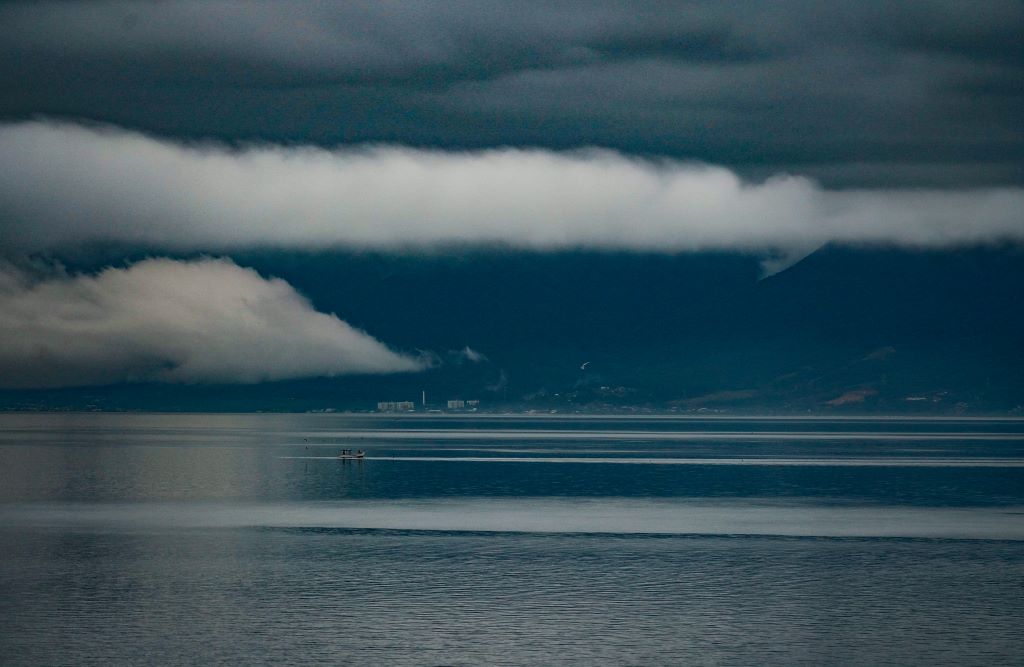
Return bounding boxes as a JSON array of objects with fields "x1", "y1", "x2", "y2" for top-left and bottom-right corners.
[
  {"x1": 0, "y1": 258, "x2": 424, "y2": 388},
  {"x1": 1, "y1": 120, "x2": 1023, "y2": 254}
]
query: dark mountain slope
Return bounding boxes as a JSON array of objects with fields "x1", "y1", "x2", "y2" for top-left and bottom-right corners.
[{"x1": 5, "y1": 245, "x2": 1023, "y2": 413}]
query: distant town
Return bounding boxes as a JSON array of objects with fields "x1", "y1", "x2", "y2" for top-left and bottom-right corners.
[{"x1": 377, "y1": 392, "x2": 481, "y2": 413}]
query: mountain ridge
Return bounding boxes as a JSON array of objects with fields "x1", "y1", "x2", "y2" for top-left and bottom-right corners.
[{"x1": 4, "y1": 244, "x2": 1022, "y2": 413}]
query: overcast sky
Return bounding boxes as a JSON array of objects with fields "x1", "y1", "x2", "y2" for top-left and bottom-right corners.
[
  {"x1": 1, "y1": 1, "x2": 1021, "y2": 187},
  {"x1": 1, "y1": 1, "x2": 1021, "y2": 389}
]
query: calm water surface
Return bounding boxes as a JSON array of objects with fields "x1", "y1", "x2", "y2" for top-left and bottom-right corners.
[{"x1": 1, "y1": 413, "x2": 1023, "y2": 665}]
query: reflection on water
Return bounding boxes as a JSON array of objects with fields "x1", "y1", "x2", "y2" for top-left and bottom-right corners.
[
  {"x1": 2, "y1": 529, "x2": 1022, "y2": 666},
  {"x1": 1, "y1": 413, "x2": 1023, "y2": 665},
  {"x1": 5, "y1": 499, "x2": 1024, "y2": 540}
]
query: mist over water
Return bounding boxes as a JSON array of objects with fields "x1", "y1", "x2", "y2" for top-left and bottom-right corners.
[{"x1": 2, "y1": 413, "x2": 1023, "y2": 665}]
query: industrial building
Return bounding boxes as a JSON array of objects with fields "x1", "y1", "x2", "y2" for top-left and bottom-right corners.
[{"x1": 377, "y1": 401, "x2": 415, "y2": 412}]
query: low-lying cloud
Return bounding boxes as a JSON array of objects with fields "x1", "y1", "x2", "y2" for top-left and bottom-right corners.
[
  {"x1": 1, "y1": 121, "x2": 1023, "y2": 255},
  {"x1": 0, "y1": 257, "x2": 424, "y2": 388}
]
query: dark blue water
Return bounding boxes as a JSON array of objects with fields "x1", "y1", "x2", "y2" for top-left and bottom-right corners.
[{"x1": 2, "y1": 413, "x2": 1023, "y2": 665}]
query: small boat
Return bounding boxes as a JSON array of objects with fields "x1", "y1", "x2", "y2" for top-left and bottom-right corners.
[{"x1": 337, "y1": 450, "x2": 365, "y2": 460}]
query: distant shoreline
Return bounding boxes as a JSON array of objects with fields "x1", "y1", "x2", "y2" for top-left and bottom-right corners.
[{"x1": 2, "y1": 409, "x2": 1022, "y2": 421}]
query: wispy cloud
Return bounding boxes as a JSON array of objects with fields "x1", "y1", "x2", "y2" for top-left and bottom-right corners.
[
  {"x1": 456, "y1": 346, "x2": 488, "y2": 363},
  {"x1": 0, "y1": 257, "x2": 425, "y2": 388},
  {"x1": 1, "y1": 121, "x2": 1022, "y2": 255}
]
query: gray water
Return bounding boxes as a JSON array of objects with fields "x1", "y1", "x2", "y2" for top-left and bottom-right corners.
[{"x1": 1, "y1": 413, "x2": 1023, "y2": 665}]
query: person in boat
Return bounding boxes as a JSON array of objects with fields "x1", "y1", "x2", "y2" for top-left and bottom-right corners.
[{"x1": 356, "y1": 450, "x2": 364, "y2": 457}]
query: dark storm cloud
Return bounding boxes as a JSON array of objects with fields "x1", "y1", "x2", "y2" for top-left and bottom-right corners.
[
  {"x1": 866, "y1": 2, "x2": 1024, "y2": 64},
  {"x1": 0, "y1": 1, "x2": 763, "y2": 86},
  {"x1": 1, "y1": 1, "x2": 1020, "y2": 187}
]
